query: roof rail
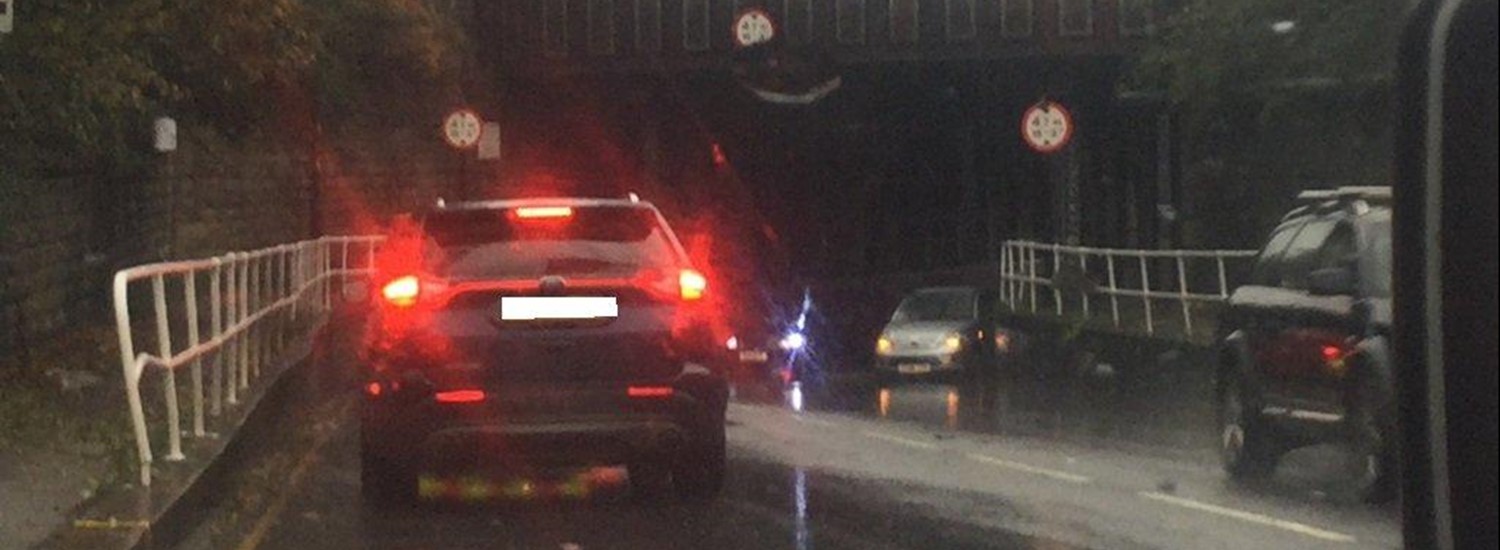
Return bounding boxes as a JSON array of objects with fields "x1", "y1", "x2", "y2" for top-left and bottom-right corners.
[{"x1": 1295, "y1": 186, "x2": 1392, "y2": 203}]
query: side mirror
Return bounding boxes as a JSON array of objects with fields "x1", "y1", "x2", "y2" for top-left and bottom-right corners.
[{"x1": 1307, "y1": 267, "x2": 1357, "y2": 296}]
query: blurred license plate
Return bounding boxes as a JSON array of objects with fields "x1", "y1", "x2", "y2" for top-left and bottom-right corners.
[
  {"x1": 500, "y1": 297, "x2": 618, "y2": 321},
  {"x1": 739, "y1": 350, "x2": 769, "y2": 363},
  {"x1": 898, "y1": 363, "x2": 931, "y2": 374}
]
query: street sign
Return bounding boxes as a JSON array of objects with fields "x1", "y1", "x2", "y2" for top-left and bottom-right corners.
[
  {"x1": 732, "y1": 8, "x2": 775, "y2": 48},
  {"x1": 1021, "y1": 101, "x2": 1074, "y2": 154},
  {"x1": 1, "y1": 0, "x2": 13, "y2": 34},
  {"x1": 442, "y1": 109, "x2": 483, "y2": 150},
  {"x1": 478, "y1": 121, "x2": 501, "y2": 160}
]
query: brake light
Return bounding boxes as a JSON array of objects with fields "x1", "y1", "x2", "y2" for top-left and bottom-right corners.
[
  {"x1": 434, "y1": 389, "x2": 486, "y2": 403},
  {"x1": 627, "y1": 386, "x2": 674, "y2": 398},
  {"x1": 514, "y1": 206, "x2": 574, "y2": 219},
  {"x1": 679, "y1": 269, "x2": 707, "y2": 301},
  {"x1": 382, "y1": 276, "x2": 421, "y2": 307},
  {"x1": 1321, "y1": 345, "x2": 1345, "y2": 362}
]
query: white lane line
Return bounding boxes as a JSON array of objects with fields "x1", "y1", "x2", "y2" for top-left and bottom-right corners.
[
  {"x1": 965, "y1": 453, "x2": 1093, "y2": 484},
  {"x1": 1138, "y1": 491, "x2": 1358, "y2": 544},
  {"x1": 862, "y1": 430, "x2": 939, "y2": 450},
  {"x1": 793, "y1": 415, "x2": 838, "y2": 428}
]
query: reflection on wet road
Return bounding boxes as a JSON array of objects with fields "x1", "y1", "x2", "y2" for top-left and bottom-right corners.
[{"x1": 177, "y1": 337, "x2": 1401, "y2": 550}]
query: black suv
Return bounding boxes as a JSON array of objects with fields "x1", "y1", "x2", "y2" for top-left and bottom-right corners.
[
  {"x1": 1215, "y1": 187, "x2": 1395, "y2": 501},
  {"x1": 360, "y1": 198, "x2": 728, "y2": 504}
]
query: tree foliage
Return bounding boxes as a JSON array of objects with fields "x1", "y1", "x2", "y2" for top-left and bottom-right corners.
[{"x1": 0, "y1": 0, "x2": 468, "y2": 173}]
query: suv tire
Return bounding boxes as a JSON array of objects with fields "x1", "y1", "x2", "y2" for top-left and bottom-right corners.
[
  {"x1": 360, "y1": 450, "x2": 416, "y2": 508},
  {"x1": 1219, "y1": 375, "x2": 1280, "y2": 481},
  {"x1": 673, "y1": 428, "x2": 727, "y2": 501},
  {"x1": 1346, "y1": 374, "x2": 1397, "y2": 503}
]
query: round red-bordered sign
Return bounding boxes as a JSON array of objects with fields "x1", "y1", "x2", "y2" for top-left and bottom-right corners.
[
  {"x1": 1020, "y1": 102, "x2": 1074, "y2": 154},
  {"x1": 442, "y1": 108, "x2": 483, "y2": 150},
  {"x1": 732, "y1": 8, "x2": 777, "y2": 48}
]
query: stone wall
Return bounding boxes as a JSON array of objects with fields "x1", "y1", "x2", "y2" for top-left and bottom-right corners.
[{"x1": 0, "y1": 122, "x2": 466, "y2": 368}]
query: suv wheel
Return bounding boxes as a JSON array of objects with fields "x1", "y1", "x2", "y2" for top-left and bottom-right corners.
[
  {"x1": 1219, "y1": 376, "x2": 1280, "y2": 480},
  {"x1": 360, "y1": 451, "x2": 416, "y2": 508},
  {"x1": 673, "y1": 428, "x2": 727, "y2": 501},
  {"x1": 1346, "y1": 375, "x2": 1396, "y2": 503}
]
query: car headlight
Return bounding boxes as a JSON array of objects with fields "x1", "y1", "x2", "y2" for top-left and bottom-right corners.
[
  {"x1": 876, "y1": 336, "x2": 893, "y2": 355},
  {"x1": 779, "y1": 331, "x2": 806, "y2": 351},
  {"x1": 943, "y1": 333, "x2": 963, "y2": 352}
]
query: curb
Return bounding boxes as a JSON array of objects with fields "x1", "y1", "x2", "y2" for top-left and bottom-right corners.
[{"x1": 32, "y1": 322, "x2": 335, "y2": 550}]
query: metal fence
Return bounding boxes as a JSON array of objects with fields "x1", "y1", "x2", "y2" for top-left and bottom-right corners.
[
  {"x1": 112, "y1": 236, "x2": 383, "y2": 486},
  {"x1": 999, "y1": 240, "x2": 1258, "y2": 339}
]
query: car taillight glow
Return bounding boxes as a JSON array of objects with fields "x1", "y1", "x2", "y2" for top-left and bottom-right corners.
[
  {"x1": 679, "y1": 269, "x2": 707, "y2": 301},
  {"x1": 382, "y1": 275, "x2": 421, "y2": 307},
  {"x1": 365, "y1": 382, "x2": 383, "y2": 397},
  {"x1": 514, "y1": 206, "x2": 574, "y2": 219},
  {"x1": 434, "y1": 389, "x2": 486, "y2": 403},
  {"x1": 627, "y1": 386, "x2": 674, "y2": 398}
]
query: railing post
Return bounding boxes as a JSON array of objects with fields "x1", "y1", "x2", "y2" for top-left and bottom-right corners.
[
  {"x1": 210, "y1": 258, "x2": 224, "y2": 416},
  {"x1": 1080, "y1": 251, "x2": 1091, "y2": 318},
  {"x1": 183, "y1": 271, "x2": 204, "y2": 438},
  {"x1": 1217, "y1": 254, "x2": 1230, "y2": 299},
  {"x1": 1028, "y1": 244, "x2": 1038, "y2": 313},
  {"x1": 1139, "y1": 256, "x2": 1154, "y2": 335},
  {"x1": 1106, "y1": 252, "x2": 1120, "y2": 327},
  {"x1": 1052, "y1": 244, "x2": 1063, "y2": 316},
  {"x1": 226, "y1": 254, "x2": 240, "y2": 403},
  {"x1": 152, "y1": 275, "x2": 186, "y2": 462},
  {"x1": 1177, "y1": 253, "x2": 1193, "y2": 336},
  {"x1": 999, "y1": 244, "x2": 1010, "y2": 307},
  {"x1": 114, "y1": 273, "x2": 154, "y2": 487},
  {"x1": 238, "y1": 255, "x2": 250, "y2": 390}
]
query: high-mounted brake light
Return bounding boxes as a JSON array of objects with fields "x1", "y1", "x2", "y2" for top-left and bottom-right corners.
[
  {"x1": 435, "y1": 389, "x2": 486, "y2": 403},
  {"x1": 627, "y1": 386, "x2": 674, "y2": 398},
  {"x1": 514, "y1": 206, "x2": 574, "y2": 219},
  {"x1": 382, "y1": 276, "x2": 421, "y2": 307},
  {"x1": 679, "y1": 269, "x2": 707, "y2": 301}
]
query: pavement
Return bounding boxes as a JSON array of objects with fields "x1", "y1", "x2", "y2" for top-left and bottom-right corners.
[{"x1": 167, "y1": 321, "x2": 1402, "y2": 550}]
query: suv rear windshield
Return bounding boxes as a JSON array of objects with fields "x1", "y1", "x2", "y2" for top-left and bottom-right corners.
[
  {"x1": 892, "y1": 290, "x2": 975, "y2": 323},
  {"x1": 420, "y1": 206, "x2": 679, "y2": 280}
]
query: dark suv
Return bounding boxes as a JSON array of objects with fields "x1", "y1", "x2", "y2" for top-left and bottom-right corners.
[
  {"x1": 359, "y1": 197, "x2": 728, "y2": 504},
  {"x1": 1215, "y1": 187, "x2": 1395, "y2": 502}
]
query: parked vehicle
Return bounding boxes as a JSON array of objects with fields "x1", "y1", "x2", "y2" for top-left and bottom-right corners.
[{"x1": 1215, "y1": 187, "x2": 1396, "y2": 502}]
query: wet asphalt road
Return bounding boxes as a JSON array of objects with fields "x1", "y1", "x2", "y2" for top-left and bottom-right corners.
[{"x1": 174, "y1": 328, "x2": 1401, "y2": 550}]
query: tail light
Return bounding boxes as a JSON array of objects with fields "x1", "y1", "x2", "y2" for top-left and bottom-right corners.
[
  {"x1": 627, "y1": 386, "x2": 674, "y2": 398},
  {"x1": 435, "y1": 389, "x2": 486, "y2": 404},
  {"x1": 679, "y1": 269, "x2": 707, "y2": 301},
  {"x1": 513, "y1": 206, "x2": 574, "y2": 219},
  {"x1": 382, "y1": 276, "x2": 421, "y2": 308}
]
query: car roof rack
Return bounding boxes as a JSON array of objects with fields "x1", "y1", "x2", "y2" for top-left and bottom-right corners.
[{"x1": 1283, "y1": 186, "x2": 1392, "y2": 221}]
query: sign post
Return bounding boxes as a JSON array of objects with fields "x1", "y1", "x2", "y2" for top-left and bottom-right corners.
[
  {"x1": 1021, "y1": 100, "x2": 1080, "y2": 245},
  {"x1": 443, "y1": 109, "x2": 482, "y2": 200},
  {"x1": 1, "y1": 0, "x2": 14, "y2": 35}
]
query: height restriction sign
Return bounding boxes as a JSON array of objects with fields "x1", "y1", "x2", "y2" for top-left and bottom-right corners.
[
  {"x1": 1021, "y1": 101, "x2": 1074, "y2": 154},
  {"x1": 442, "y1": 109, "x2": 483, "y2": 150}
]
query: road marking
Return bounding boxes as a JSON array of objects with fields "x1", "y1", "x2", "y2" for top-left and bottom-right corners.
[
  {"x1": 965, "y1": 453, "x2": 1093, "y2": 484},
  {"x1": 862, "y1": 430, "x2": 938, "y2": 450},
  {"x1": 793, "y1": 415, "x2": 838, "y2": 428},
  {"x1": 236, "y1": 400, "x2": 352, "y2": 550},
  {"x1": 1138, "y1": 491, "x2": 1358, "y2": 544}
]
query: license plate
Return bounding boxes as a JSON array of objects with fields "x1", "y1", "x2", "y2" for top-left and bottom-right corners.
[
  {"x1": 739, "y1": 350, "x2": 769, "y2": 363},
  {"x1": 500, "y1": 296, "x2": 618, "y2": 321},
  {"x1": 898, "y1": 363, "x2": 931, "y2": 374}
]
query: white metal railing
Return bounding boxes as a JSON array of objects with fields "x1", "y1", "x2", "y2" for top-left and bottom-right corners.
[
  {"x1": 112, "y1": 236, "x2": 383, "y2": 486},
  {"x1": 999, "y1": 240, "x2": 1258, "y2": 338}
]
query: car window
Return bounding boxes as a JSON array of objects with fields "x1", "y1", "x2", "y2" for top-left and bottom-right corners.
[
  {"x1": 1250, "y1": 219, "x2": 1305, "y2": 286},
  {"x1": 892, "y1": 290, "x2": 976, "y2": 323},
  {"x1": 1279, "y1": 216, "x2": 1340, "y2": 289},
  {"x1": 1315, "y1": 223, "x2": 1356, "y2": 271},
  {"x1": 420, "y1": 207, "x2": 678, "y2": 280}
]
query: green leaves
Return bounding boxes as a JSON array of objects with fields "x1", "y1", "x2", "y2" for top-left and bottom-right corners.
[{"x1": 0, "y1": 0, "x2": 468, "y2": 172}]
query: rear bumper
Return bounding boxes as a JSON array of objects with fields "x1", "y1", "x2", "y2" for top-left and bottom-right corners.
[
  {"x1": 360, "y1": 379, "x2": 725, "y2": 469},
  {"x1": 874, "y1": 354, "x2": 965, "y2": 375}
]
